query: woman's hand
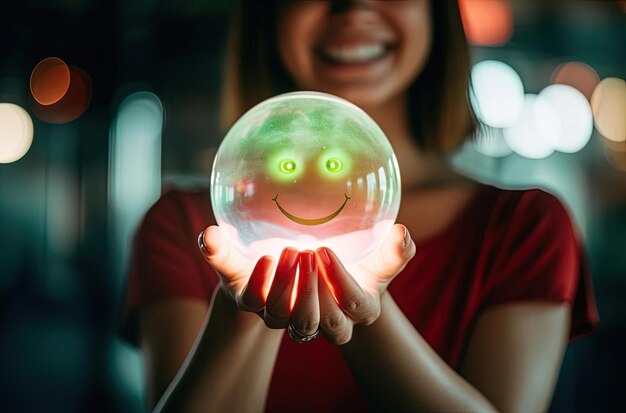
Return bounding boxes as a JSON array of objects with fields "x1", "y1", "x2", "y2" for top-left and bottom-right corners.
[
  {"x1": 314, "y1": 224, "x2": 416, "y2": 344},
  {"x1": 199, "y1": 226, "x2": 299, "y2": 318},
  {"x1": 284, "y1": 224, "x2": 416, "y2": 345},
  {"x1": 199, "y1": 223, "x2": 416, "y2": 344}
]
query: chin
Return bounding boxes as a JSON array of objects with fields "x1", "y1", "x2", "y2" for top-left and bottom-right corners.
[{"x1": 316, "y1": 85, "x2": 393, "y2": 111}]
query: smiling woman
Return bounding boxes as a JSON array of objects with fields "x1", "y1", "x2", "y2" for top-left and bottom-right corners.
[{"x1": 122, "y1": 1, "x2": 598, "y2": 412}]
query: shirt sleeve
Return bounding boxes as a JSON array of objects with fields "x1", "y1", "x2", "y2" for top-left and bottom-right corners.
[
  {"x1": 482, "y1": 189, "x2": 599, "y2": 339},
  {"x1": 120, "y1": 188, "x2": 219, "y2": 345}
]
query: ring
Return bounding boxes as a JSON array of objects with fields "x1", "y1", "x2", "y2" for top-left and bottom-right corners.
[
  {"x1": 198, "y1": 230, "x2": 209, "y2": 257},
  {"x1": 287, "y1": 324, "x2": 320, "y2": 344}
]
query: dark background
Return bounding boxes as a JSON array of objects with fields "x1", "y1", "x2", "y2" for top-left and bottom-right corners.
[{"x1": 0, "y1": 1, "x2": 625, "y2": 412}]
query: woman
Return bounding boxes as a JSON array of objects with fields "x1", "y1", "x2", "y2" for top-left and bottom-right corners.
[{"x1": 123, "y1": 1, "x2": 598, "y2": 412}]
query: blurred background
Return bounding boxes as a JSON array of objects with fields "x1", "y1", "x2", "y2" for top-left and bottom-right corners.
[{"x1": 0, "y1": 0, "x2": 624, "y2": 412}]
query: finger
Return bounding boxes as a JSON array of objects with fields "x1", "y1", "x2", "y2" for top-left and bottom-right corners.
[
  {"x1": 264, "y1": 247, "x2": 299, "y2": 329},
  {"x1": 316, "y1": 247, "x2": 379, "y2": 325},
  {"x1": 290, "y1": 251, "x2": 319, "y2": 336},
  {"x1": 199, "y1": 226, "x2": 251, "y2": 280},
  {"x1": 238, "y1": 255, "x2": 274, "y2": 312},
  {"x1": 318, "y1": 271, "x2": 352, "y2": 345},
  {"x1": 359, "y1": 224, "x2": 416, "y2": 279}
]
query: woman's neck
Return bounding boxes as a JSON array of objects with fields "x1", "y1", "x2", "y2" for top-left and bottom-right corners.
[{"x1": 362, "y1": 95, "x2": 462, "y2": 192}]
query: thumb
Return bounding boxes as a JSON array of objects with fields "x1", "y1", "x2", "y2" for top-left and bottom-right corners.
[
  {"x1": 359, "y1": 224, "x2": 416, "y2": 280},
  {"x1": 199, "y1": 225, "x2": 252, "y2": 282}
]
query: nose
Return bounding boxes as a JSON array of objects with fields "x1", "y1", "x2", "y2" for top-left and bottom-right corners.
[{"x1": 330, "y1": 0, "x2": 375, "y2": 14}]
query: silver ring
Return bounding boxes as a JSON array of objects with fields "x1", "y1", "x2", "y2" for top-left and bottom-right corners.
[{"x1": 287, "y1": 324, "x2": 320, "y2": 344}]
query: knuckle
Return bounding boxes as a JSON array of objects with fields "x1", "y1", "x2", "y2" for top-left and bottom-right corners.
[
  {"x1": 264, "y1": 313, "x2": 289, "y2": 329},
  {"x1": 322, "y1": 313, "x2": 346, "y2": 332},
  {"x1": 343, "y1": 292, "x2": 368, "y2": 314},
  {"x1": 291, "y1": 315, "x2": 317, "y2": 335},
  {"x1": 264, "y1": 304, "x2": 290, "y2": 325},
  {"x1": 362, "y1": 314, "x2": 379, "y2": 326}
]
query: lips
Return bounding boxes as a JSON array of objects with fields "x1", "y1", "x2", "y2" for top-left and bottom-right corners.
[{"x1": 319, "y1": 43, "x2": 391, "y2": 64}]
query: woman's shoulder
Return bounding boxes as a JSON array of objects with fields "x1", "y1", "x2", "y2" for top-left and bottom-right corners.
[
  {"x1": 145, "y1": 185, "x2": 213, "y2": 221},
  {"x1": 477, "y1": 183, "x2": 574, "y2": 230},
  {"x1": 138, "y1": 185, "x2": 215, "y2": 243}
]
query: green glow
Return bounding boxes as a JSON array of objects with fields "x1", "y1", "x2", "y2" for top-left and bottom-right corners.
[
  {"x1": 268, "y1": 151, "x2": 304, "y2": 181},
  {"x1": 318, "y1": 148, "x2": 351, "y2": 179},
  {"x1": 279, "y1": 159, "x2": 297, "y2": 174},
  {"x1": 325, "y1": 158, "x2": 342, "y2": 172}
]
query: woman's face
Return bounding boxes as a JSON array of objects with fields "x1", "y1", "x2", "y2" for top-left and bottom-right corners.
[{"x1": 277, "y1": 0, "x2": 432, "y2": 109}]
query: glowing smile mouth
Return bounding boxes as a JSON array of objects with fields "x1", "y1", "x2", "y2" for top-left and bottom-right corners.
[{"x1": 272, "y1": 194, "x2": 350, "y2": 226}]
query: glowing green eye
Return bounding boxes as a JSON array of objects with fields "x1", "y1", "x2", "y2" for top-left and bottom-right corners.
[
  {"x1": 279, "y1": 159, "x2": 297, "y2": 174},
  {"x1": 325, "y1": 158, "x2": 342, "y2": 172}
]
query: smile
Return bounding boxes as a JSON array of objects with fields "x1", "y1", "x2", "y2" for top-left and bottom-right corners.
[
  {"x1": 272, "y1": 194, "x2": 350, "y2": 226},
  {"x1": 320, "y1": 43, "x2": 389, "y2": 64}
]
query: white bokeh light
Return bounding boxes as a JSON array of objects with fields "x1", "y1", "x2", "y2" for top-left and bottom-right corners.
[
  {"x1": 471, "y1": 60, "x2": 525, "y2": 128},
  {"x1": 0, "y1": 103, "x2": 34, "y2": 163},
  {"x1": 110, "y1": 91, "x2": 164, "y2": 284},
  {"x1": 504, "y1": 94, "x2": 558, "y2": 159},
  {"x1": 538, "y1": 84, "x2": 593, "y2": 153}
]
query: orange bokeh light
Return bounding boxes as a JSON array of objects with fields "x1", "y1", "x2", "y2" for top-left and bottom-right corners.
[
  {"x1": 31, "y1": 65, "x2": 93, "y2": 124},
  {"x1": 458, "y1": 0, "x2": 513, "y2": 46},
  {"x1": 591, "y1": 77, "x2": 626, "y2": 143},
  {"x1": 551, "y1": 62, "x2": 600, "y2": 101},
  {"x1": 30, "y1": 57, "x2": 71, "y2": 106}
]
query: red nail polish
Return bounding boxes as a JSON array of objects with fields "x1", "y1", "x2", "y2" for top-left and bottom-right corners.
[
  {"x1": 318, "y1": 248, "x2": 331, "y2": 266},
  {"x1": 280, "y1": 247, "x2": 298, "y2": 266},
  {"x1": 300, "y1": 251, "x2": 313, "y2": 273}
]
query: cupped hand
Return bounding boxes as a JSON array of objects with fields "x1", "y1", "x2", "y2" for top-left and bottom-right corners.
[
  {"x1": 199, "y1": 223, "x2": 416, "y2": 343},
  {"x1": 199, "y1": 226, "x2": 303, "y2": 329},
  {"x1": 313, "y1": 224, "x2": 416, "y2": 344}
]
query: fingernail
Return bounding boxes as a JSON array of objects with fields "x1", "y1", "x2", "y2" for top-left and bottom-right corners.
[
  {"x1": 300, "y1": 251, "x2": 314, "y2": 273},
  {"x1": 280, "y1": 247, "x2": 299, "y2": 266},
  {"x1": 198, "y1": 230, "x2": 208, "y2": 255},
  {"x1": 402, "y1": 227, "x2": 411, "y2": 248},
  {"x1": 317, "y1": 248, "x2": 331, "y2": 266}
]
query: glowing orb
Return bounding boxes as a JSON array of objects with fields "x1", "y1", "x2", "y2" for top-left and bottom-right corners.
[{"x1": 211, "y1": 91, "x2": 401, "y2": 265}]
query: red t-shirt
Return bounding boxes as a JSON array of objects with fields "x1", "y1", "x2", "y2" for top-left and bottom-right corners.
[{"x1": 123, "y1": 183, "x2": 598, "y2": 413}]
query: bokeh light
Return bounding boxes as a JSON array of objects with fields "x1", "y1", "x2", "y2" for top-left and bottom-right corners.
[
  {"x1": 0, "y1": 103, "x2": 34, "y2": 164},
  {"x1": 30, "y1": 57, "x2": 71, "y2": 106},
  {"x1": 504, "y1": 94, "x2": 558, "y2": 159},
  {"x1": 458, "y1": 0, "x2": 513, "y2": 46},
  {"x1": 471, "y1": 60, "x2": 524, "y2": 128},
  {"x1": 538, "y1": 84, "x2": 593, "y2": 153},
  {"x1": 31, "y1": 66, "x2": 92, "y2": 124},
  {"x1": 551, "y1": 61, "x2": 600, "y2": 101},
  {"x1": 591, "y1": 77, "x2": 626, "y2": 143},
  {"x1": 110, "y1": 91, "x2": 164, "y2": 282}
]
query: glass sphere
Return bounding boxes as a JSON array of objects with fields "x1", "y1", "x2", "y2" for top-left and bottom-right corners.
[{"x1": 211, "y1": 91, "x2": 401, "y2": 265}]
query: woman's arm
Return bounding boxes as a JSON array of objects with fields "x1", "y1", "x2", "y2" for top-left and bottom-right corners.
[
  {"x1": 142, "y1": 287, "x2": 284, "y2": 413},
  {"x1": 141, "y1": 228, "x2": 303, "y2": 413},
  {"x1": 341, "y1": 293, "x2": 570, "y2": 413}
]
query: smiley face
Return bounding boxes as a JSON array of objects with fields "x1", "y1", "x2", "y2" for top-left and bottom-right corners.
[{"x1": 270, "y1": 150, "x2": 352, "y2": 225}]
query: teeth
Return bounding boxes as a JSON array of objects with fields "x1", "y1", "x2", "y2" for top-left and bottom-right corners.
[{"x1": 323, "y1": 44, "x2": 386, "y2": 63}]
